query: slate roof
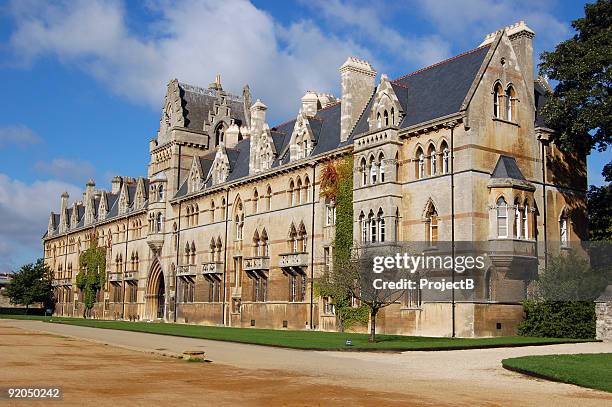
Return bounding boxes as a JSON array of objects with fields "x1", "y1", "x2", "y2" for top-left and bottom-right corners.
[
  {"x1": 392, "y1": 45, "x2": 491, "y2": 128},
  {"x1": 179, "y1": 83, "x2": 246, "y2": 131},
  {"x1": 491, "y1": 155, "x2": 526, "y2": 180}
]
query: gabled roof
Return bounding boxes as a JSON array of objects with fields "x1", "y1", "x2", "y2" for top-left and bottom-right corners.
[
  {"x1": 491, "y1": 155, "x2": 526, "y2": 180},
  {"x1": 392, "y1": 45, "x2": 491, "y2": 128},
  {"x1": 179, "y1": 83, "x2": 246, "y2": 131}
]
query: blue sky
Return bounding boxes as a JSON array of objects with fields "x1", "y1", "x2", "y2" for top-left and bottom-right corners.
[{"x1": 0, "y1": 0, "x2": 608, "y2": 270}]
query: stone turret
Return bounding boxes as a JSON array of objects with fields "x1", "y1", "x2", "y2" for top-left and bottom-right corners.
[
  {"x1": 59, "y1": 191, "x2": 69, "y2": 233},
  {"x1": 340, "y1": 57, "x2": 377, "y2": 142},
  {"x1": 249, "y1": 99, "x2": 268, "y2": 173}
]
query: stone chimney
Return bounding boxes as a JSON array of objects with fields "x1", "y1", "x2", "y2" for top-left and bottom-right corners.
[
  {"x1": 249, "y1": 99, "x2": 268, "y2": 174},
  {"x1": 111, "y1": 176, "x2": 122, "y2": 194},
  {"x1": 59, "y1": 191, "x2": 69, "y2": 233},
  {"x1": 340, "y1": 57, "x2": 377, "y2": 142},
  {"x1": 301, "y1": 91, "x2": 319, "y2": 117},
  {"x1": 225, "y1": 119, "x2": 240, "y2": 148},
  {"x1": 507, "y1": 21, "x2": 535, "y2": 104}
]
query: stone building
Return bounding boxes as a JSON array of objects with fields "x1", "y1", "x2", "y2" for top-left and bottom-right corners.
[{"x1": 43, "y1": 22, "x2": 587, "y2": 337}]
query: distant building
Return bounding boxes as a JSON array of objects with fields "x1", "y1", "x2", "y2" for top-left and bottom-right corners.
[
  {"x1": 0, "y1": 272, "x2": 14, "y2": 308},
  {"x1": 43, "y1": 21, "x2": 586, "y2": 337}
]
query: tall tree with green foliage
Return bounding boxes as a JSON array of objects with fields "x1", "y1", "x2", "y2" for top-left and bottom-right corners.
[
  {"x1": 76, "y1": 238, "x2": 106, "y2": 318},
  {"x1": 587, "y1": 183, "x2": 612, "y2": 240},
  {"x1": 539, "y1": 0, "x2": 611, "y2": 165},
  {"x1": 5, "y1": 259, "x2": 53, "y2": 312}
]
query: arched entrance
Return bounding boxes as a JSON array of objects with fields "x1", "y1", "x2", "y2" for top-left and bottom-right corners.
[{"x1": 145, "y1": 260, "x2": 166, "y2": 320}]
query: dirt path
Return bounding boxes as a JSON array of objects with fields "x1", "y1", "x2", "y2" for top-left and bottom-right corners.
[{"x1": 1, "y1": 319, "x2": 611, "y2": 406}]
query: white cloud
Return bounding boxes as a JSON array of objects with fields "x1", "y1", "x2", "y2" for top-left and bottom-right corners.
[
  {"x1": 0, "y1": 174, "x2": 82, "y2": 270},
  {"x1": 34, "y1": 158, "x2": 96, "y2": 183},
  {"x1": 307, "y1": 0, "x2": 452, "y2": 71},
  {"x1": 414, "y1": 0, "x2": 570, "y2": 56},
  {"x1": 0, "y1": 125, "x2": 42, "y2": 148},
  {"x1": 6, "y1": 0, "x2": 376, "y2": 122}
]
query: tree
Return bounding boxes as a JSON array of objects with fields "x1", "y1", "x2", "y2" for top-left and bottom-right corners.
[
  {"x1": 5, "y1": 259, "x2": 53, "y2": 312},
  {"x1": 587, "y1": 183, "x2": 612, "y2": 240},
  {"x1": 76, "y1": 237, "x2": 106, "y2": 318},
  {"x1": 539, "y1": 0, "x2": 611, "y2": 173}
]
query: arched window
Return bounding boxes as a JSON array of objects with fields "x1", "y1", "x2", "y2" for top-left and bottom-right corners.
[
  {"x1": 288, "y1": 180, "x2": 295, "y2": 206},
  {"x1": 360, "y1": 158, "x2": 367, "y2": 186},
  {"x1": 523, "y1": 200, "x2": 529, "y2": 239},
  {"x1": 253, "y1": 189, "x2": 259, "y2": 213},
  {"x1": 493, "y1": 83, "x2": 503, "y2": 118},
  {"x1": 369, "y1": 156, "x2": 377, "y2": 184},
  {"x1": 261, "y1": 229, "x2": 269, "y2": 256},
  {"x1": 156, "y1": 212, "x2": 163, "y2": 232},
  {"x1": 560, "y1": 210, "x2": 569, "y2": 246},
  {"x1": 253, "y1": 230, "x2": 261, "y2": 256},
  {"x1": 383, "y1": 110, "x2": 389, "y2": 126},
  {"x1": 266, "y1": 185, "x2": 272, "y2": 211},
  {"x1": 289, "y1": 224, "x2": 298, "y2": 253},
  {"x1": 210, "y1": 239, "x2": 217, "y2": 262},
  {"x1": 394, "y1": 207, "x2": 400, "y2": 241},
  {"x1": 215, "y1": 123, "x2": 225, "y2": 146},
  {"x1": 416, "y1": 148, "x2": 425, "y2": 179},
  {"x1": 441, "y1": 142, "x2": 450, "y2": 174},
  {"x1": 158, "y1": 185, "x2": 164, "y2": 202},
  {"x1": 514, "y1": 198, "x2": 522, "y2": 239},
  {"x1": 376, "y1": 112, "x2": 381, "y2": 128},
  {"x1": 211, "y1": 200, "x2": 215, "y2": 222},
  {"x1": 425, "y1": 204, "x2": 438, "y2": 245},
  {"x1": 505, "y1": 85, "x2": 516, "y2": 121},
  {"x1": 235, "y1": 214, "x2": 243, "y2": 240},
  {"x1": 304, "y1": 176, "x2": 310, "y2": 203},
  {"x1": 369, "y1": 210, "x2": 376, "y2": 243},
  {"x1": 379, "y1": 153, "x2": 386, "y2": 182},
  {"x1": 299, "y1": 222, "x2": 307, "y2": 252},
  {"x1": 377, "y1": 208, "x2": 385, "y2": 243},
  {"x1": 428, "y1": 145, "x2": 437, "y2": 176},
  {"x1": 296, "y1": 178, "x2": 302, "y2": 205},
  {"x1": 496, "y1": 197, "x2": 508, "y2": 238},
  {"x1": 186, "y1": 206, "x2": 192, "y2": 227},
  {"x1": 190, "y1": 241, "x2": 196, "y2": 265},
  {"x1": 359, "y1": 211, "x2": 366, "y2": 242},
  {"x1": 391, "y1": 107, "x2": 395, "y2": 126}
]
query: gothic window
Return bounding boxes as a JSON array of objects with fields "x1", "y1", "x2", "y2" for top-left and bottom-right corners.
[
  {"x1": 360, "y1": 211, "x2": 366, "y2": 242},
  {"x1": 253, "y1": 189, "x2": 259, "y2": 213},
  {"x1": 215, "y1": 123, "x2": 226, "y2": 146},
  {"x1": 560, "y1": 210, "x2": 569, "y2": 246},
  {"x1": 369, "y1": 210, "x2": 376, "y2": 243},
  {"x1": 377, "y1": 112, "x2": 382, "y2": 128},
  {"x1": 194, "y1": 204, "x2": 199, "y2": 225},
  {"x1": 261, "y1": 229, "x2": 269, "y2": 257},
  {"x1": 523, "y1": 200, "x2": 530, "y2": 240},
  {"x1": 377, "y1": 208, "x2": 385, "y2": 243},
  {"x1": 379, "y1": 153, "x2": 386, "y2": 182},
  {"x1": 303, "y1": 176, "x2": 310, "y2": 203},
  {"x1": 325, "y1": 198, "x2": 336, "y2": 226},
  {"x1": 156, "y1": 212, "x2": 163, "y2": 233},
  {"x1": 211, "y1": 200, "x2": 215, "y2": 223},
  {"x1": 425, "y1": 204, "x2": 438, "y2": 245},
  {"x1": 288, "y1": 180, "x2": 295, "y2": 206},
  {"x1": 158, "y1": 185, "x2": 164, "y2": 202},
  {"x1": 496, "y1": 197, "x2": 508, "y2": 238},
  {"x1": 360, "y1": 158, "x2": 367, "y2": 186},
  {"x1": 369, "y1": 156, "x2": 377, "y2": 184},
  {"x1": 505, "y1": 85, "x2": 516, "y2": 121},
  {"x1": 493, "y1": 82, "x2": 503, "y2": 118},
  {"x1": 428, "y1": 144, "x2": 437, "y2": 176},
  {"x1": 186, "y1": 206, "x2": 192, "y2": 227},
  {"x1": 210, "y1": 238, "x2": 216, "y2": 262},
  {"x1": 296, "y1": 178, "x2": 302, "y2": 205},
  {"x1": 416, "y1": 148, "x2": 425, "y2": 179},
  {"x1": 391, "y1": 107, "x2": 395, "y2": 126},
  {"x1": 441, "y1": 141, "x2": 450, "y2": 174},
  {"x1": 383, "y1": 110, "x2": 389, "y2": 126},
  {"x1": 394, "y1": 207, "x2": 400, "y2": 241},
  {"x1": 289, "y1": 224, "x2": 298, "y2": 253},
  {"x1": 514, "y1": 198, "x2": 523, "y2": 239},
  {"x1": 235, "y1": 213, "x2": 244, "y2": 241},
  {"x1": 253, "y1": 230, "x2": 261, "y2": 256},
  {"x1": 299, "y1": 222, "x2": 307, "y2": 252},
  {"x1": 266, "y1": 185, "x2": 272, "y2": 211}
]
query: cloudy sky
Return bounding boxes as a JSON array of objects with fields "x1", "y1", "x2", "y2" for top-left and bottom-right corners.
[{"x1": 0, "y1": 0, "x2": 605, "y2": 270}]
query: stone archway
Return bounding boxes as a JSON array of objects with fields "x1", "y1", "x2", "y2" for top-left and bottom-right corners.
[{"x1": 145, "y1": 260, "x2": 165, "y2": 320}]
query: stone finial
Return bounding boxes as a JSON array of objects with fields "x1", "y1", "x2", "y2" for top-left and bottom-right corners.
[{"x1": 209, "y1": 73, "x2": 223, "y2": 91}]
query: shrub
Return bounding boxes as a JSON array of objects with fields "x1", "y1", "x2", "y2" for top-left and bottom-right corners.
[{"x1": 518, "y1": 300, "x2": 596, "y2": 339}]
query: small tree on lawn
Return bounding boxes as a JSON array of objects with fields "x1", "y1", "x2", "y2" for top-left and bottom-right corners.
[
  {"x1": 5, "y1": 258, "x2": 53, "y2": 313},
  {"x1": 76, "y1": 237, "x2": 106, "y2": 318}
]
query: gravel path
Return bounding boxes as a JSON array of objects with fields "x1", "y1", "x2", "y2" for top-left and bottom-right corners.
[{"x1": 2, "y1": 319, "x2": 611, "y2": 406}]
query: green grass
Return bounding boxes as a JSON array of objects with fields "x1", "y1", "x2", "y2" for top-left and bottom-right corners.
[
  {"x1": 503, "y1": 353, "x2": 612, "y2": 393},
  {"x1": 0, "y1": 314, "x2": 592, "y2": 351}
]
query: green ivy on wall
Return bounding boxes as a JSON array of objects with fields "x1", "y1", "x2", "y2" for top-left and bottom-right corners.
[
  {"x1": 319, "y1": 156, "x2": 369, "y2": 330},
  {"x1": 76, "y1": 237, "x2": 106, "y2": 318}
]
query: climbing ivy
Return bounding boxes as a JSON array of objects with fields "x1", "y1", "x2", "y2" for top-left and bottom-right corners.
[
  {"x1": 76, "y1": 237, "x2": 106, "y2": 318},
  {"x1": 319, "y1": 156, "x2": 369, "y2": 330}
]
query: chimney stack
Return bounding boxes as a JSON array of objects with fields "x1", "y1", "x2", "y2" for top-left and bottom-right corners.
[
  {"x1": 225, "y1": 119, "x2": 240, "y2": 148},
  {"x1": 301, "y1": 91, "x2": 319, "y2": 117},
  {"x1": 340, "y1": 57, "x2": 376, "y2": 142},
  {"x1": 111, "y1": 176, "x2": 122, "y2": 194}
]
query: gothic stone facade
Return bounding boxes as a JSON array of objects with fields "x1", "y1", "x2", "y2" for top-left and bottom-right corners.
[{"x1": 43, "y1": 22, "x2": 587, "y2": 337}]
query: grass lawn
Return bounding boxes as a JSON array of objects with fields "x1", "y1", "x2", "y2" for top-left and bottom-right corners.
[
  {"x1": 0, "y1": 314, "x2": 591, "y2": 351},
  {"x1": 502, "y1": 353, "x2": 612, "y2": 393}
]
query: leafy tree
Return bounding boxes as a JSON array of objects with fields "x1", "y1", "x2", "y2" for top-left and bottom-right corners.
[
  {"x1": 539, "y1": 0, "x2": 611, "y2": 172},
  {"x1": 76, "y1": 238, "x2": 106, "y2": 318},
  {"x1": 5, "y1": 258, "x2": 53, "y2": 312},
  {"x1": 587, "y1": 183, "x2": 612, "y2": 240},
  {"x1": 519, "y1": 251, "x2": 611, "y2": 339}
]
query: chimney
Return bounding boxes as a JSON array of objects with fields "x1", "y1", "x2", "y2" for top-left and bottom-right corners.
[
  {"x1": 111, "y1": 176, "x2": 122, "y2": 194},
  {"x1": 249, "y1": 99, "x2": 268, "y2": 174},
  {"x1": 59, "y1": 191, "x2": 69, "y2": 233},
  {"x1": 301, "y1": 91, "x2": 319, "y2": 117},
  {"x1": 225, "y1": 119, "x2": 240, "y2": 148},
  {"x1": 507, "y1": 21, "x2": 535, "y2": 104},
  {"x1": 340, "y1": 57, "x2": 377, "y2": 142}
]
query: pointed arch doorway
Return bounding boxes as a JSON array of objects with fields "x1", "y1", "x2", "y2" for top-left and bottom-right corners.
[{"x1": 146, "y1": 259, "x2": 166, "y2": 320}]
